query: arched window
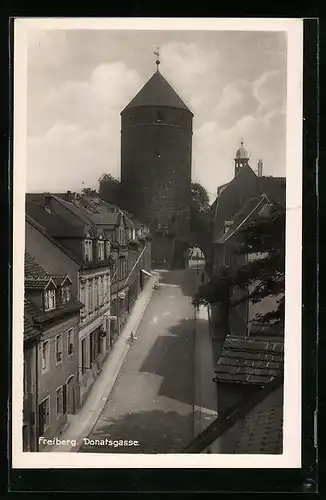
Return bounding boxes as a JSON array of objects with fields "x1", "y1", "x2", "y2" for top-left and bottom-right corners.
[{"x1": 156, "y1": 110, "x2": 163, "y2": 123}]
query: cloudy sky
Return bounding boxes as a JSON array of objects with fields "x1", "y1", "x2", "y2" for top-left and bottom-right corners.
[{"x1": 26, "y1": 28, "x2": 287, "y2": 201}]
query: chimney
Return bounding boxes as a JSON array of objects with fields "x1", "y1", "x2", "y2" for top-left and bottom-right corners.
[{"x1": 258, "y1": 159, "x2": 263, "y2": 177}]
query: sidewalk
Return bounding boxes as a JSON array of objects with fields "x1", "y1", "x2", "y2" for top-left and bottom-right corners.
[
  {"x1": 193, "y1": 305, "x2": 218, "y2": 437},
  {"x1": 48, "y1": 274, "x2": 158, "y2": 452}
]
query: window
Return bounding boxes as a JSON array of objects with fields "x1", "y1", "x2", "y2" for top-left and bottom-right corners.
[
  {"x1": 56, "y1": 386, "x2": 63, "y2": 418},
  {"x1": 81, "y1": 338, "x2": 86, "y2": 374},
  {"x1": 118, "y1": 227, "x2": 125, "y2": 244},
  {"x1": 61, "y1": 285, "x2": 71, "y2": 305},
  {"x1": 79, "y1": 284, "x2": 86, "y2": 318},
  {"x1": 55, "y1": 334, "x2": 63, "y2": 364},
  {"x1": 97, "y1": 240, "x2": 105, "y2": 260},
  {"x1": 44, "y1": 288, "x2": 56, "y2": 311},
  {"x1": 119, "y1": 257, "x2": 127, "y2": 279},
  {"x1": 84, "y1": 239, "x2": 93, "y2": 262},
  {"x1": 156, "y1": 110, "x2": 163, "y2": 123},
  {"x1": 224, "y1": 221, "x2": 233, "y2": 234},
  {"x1": 88, "y1": 280, "x2": 93, "y2": 313},
  {"x1": 38, "y1": 397, "x2": 50, "y2": 435},
  {"x1": 98, "y1": 277, "x2": 103, "y2": 307},
  {"x1": 106, "y1": 241, "x2": 111, "y2": 258},
  {"x1": 41, "y1": 340, "x2": 50, "y2": 372},
  {"x1": 103, "y1": 274, "x2": 107, "y2": 303},
  {"x1": 89, "y1": 331, "x2": 95, "y2": 365},
  {"x1": 67, "y1": 328, "x2": 74, "y2": 356},
  {"x1": 94, "y1": 279, "x2": 98, "y2": 309}
]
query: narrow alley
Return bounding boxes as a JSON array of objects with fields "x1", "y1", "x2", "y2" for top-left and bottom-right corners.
[{"x1": 79, "y1": 267, "x2": 204, "y2": 454}]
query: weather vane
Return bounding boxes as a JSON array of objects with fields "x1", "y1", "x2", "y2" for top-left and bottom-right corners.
[{"x1": 154, "y1": 47, "x2": 160, "y2": 71}]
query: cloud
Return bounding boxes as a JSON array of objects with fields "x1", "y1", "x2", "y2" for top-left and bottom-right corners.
[
  {"x1": 27, "y1": 61, "x2": 142, "y2": 191},
  {"x1": 26, "y1": 31, "x2": 287, "y2": 201}
]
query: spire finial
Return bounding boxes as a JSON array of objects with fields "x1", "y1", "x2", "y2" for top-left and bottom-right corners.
[
  {"x1": 154, "y1": 46, "x2": 160, "y2": 71},
  {"x1": 241, "y1": 136, "x2": 244, "y2": 147}
]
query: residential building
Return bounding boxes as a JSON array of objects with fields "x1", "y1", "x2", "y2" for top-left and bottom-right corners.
[
  {"x1": 67, "y1": 195, "x2": 152, "y2": 340},
  {"x1": 210, "y1": 142, "x2": 286, "y2": 340},
  {"x1": 24, "y1": 252, "x2": 83, "y2": 451},
  {"x1": 25, "y1": 194, "x2": 113, "y2": 405},
  {"x1": 23, "y1": 301, "x2": 41, "y2": 452}
]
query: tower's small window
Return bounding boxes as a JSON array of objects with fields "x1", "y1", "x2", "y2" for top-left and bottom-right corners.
[{"x1": 156, "y1": 110, "x2": 163, "y2": 123}]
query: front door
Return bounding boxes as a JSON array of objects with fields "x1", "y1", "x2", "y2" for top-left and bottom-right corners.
[{"x1": 67, "y1": 376, "x2": 75, "y2": 414}]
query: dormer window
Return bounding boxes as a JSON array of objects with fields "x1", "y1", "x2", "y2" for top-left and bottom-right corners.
[
  {"x1": 224, "y1": 221, "x2": 233, "y2": 234},
  {"x1": 84, "y1": 239, "x2": 93, "y2": 262},
  {"x1": 97, "y1": 240, "x2": 105, "y2": 260},
  {"x1": 61, "y1": 285, "x2": 71, "y2": 305},
  {"x1": 44, "y1": 288, "x2": 56, "y2": 311}
]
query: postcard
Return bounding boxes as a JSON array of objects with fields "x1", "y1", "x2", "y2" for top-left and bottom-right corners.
[{"x1": 12, "y1": 17, "x2": 303, "y2": 469}]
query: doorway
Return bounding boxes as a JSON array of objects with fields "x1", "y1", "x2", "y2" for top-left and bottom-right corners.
[{"x1": 66, "y1": 375, "x2": 75, "y2": 414}]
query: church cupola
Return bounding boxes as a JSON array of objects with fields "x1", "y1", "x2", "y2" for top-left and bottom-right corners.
[{"x1": 234, "y1": 139, "x2": 249, "y2": 177}]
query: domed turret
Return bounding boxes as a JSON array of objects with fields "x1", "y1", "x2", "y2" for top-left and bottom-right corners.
[
  {"x1": 235, "y1": 141, "x2": 249, "y2": 161},
  {"x1": 234, "y1": 139, "x2": 249, "y2": 176}
]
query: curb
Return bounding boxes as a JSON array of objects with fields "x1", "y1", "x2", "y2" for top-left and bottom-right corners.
[{"x1": 49, "y1": 275, "x2": 158, "y2": 453}]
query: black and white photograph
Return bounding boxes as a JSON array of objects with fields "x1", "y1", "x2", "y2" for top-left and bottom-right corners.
[{"x1": 13, "y1": 18, "x2": 303, "y2": 468}]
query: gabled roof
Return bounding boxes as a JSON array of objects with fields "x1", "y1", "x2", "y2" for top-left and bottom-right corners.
[
  {"x1": 24, "y1": 277, "x2": 57, "y2": 290},
  {"x1": 214, "y1": 194, "x2": 270, "y2": 244},
  {"x1": 214, "y1": 335, "x2": 284, "y2": 386},
  {"x1": 122, "y1": 71, "x2": 192, "y2": 114},
  {"x1": 183, "y1": 376, "x2": 283, "y2": 454},
  {"x1": 257, "y1": 176, "x2": 286, "y2": 205},
  {"x1": 25, "y1": 252, "x2": 71, "y2": 290},
  {"x1": 26, "y1": 196, "x2": 86, "y2": 238},
  {"x1": 24, "y1": 251, "x2": 48, "y2": 276},
  {"x1": 25, "y1": 214, "x2": 82, "y2": 265},
  {"x1": 216, "y1": 385, "x2": 283, "y2": 454}
]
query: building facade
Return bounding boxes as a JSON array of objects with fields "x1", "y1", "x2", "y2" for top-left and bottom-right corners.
[
  {"x1": 210, "y1": 142, "x2": 286, "y2": 340},
  {"x1": 25, "y1": 194, "x2": 113, "y2": 405},
  {"x1": 120, "y1": 67, "x2": 193, "y2": 269},
  {"x1": 23, "y1": 253, "x2": 83, "y2": 451}
]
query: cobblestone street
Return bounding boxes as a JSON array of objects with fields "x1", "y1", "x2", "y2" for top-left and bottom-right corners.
[{"x1": 79, "y1": 268, "x2": 201, "y2": 454}]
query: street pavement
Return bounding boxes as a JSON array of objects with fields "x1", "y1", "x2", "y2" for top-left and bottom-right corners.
[{"x1": 79, "y1": 267, "x2": 203, "y2": 454}]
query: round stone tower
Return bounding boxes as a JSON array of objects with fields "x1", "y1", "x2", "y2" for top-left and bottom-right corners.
[{"x1": 120, "y1": 64, "x2": 193, "y2": 269}]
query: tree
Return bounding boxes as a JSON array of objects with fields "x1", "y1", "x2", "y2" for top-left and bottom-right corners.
[
  {"x1": 99, "y1": 174, "x2": 122, "y2": 207},
  {"x1": 190, "y1": 182, "x2": 211, "y2": 233},
  {"x1": 193, "y1": 203, "x2": 285, "y2": 327},
  {"x1": 81, "y1": 187, "x2": 98, "y2": 196}
]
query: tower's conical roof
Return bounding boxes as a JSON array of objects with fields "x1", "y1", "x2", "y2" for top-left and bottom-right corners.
[{"x1": 122, "y1": 71, "x2": 192, "y2": 114}]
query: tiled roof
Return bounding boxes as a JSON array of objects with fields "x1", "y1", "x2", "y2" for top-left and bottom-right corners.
[
  {"x1": 26, "y1": 197, "x2": 84, "y2": 238},
  {"x1": 182, "y1": 376, "x2": 283, "y2": 454},
  {"x1": 24, "y1": 293, "x2": 84, "y2": 326},
  {"x1": 214, "y1": 195, "x2": 269, "y2": 244},
  {"x1": 24, "y1": 277, "x2": 56, "y2": 290},
  {"x1": 215, "y1": 386, "x2": 283, "y2": 454},
  {"x1": 214, "y1": 335, "x2": 284, "y2": 386},
  {"x1": 24, "y1": 253, "x2": 69, "y2": 289},
  {"x1": 122, "y1": 71, "x2": 192, "y2": 113},
  {"x1": 26, "y1": 214, "x2": 82, "y2": 265},
  {"x1": 258, "y1": 176, "x2": 286, "y2": 205},
  {"x1": 24, "y1": 252, "x2": 47, "y2": 276},
  {"x1": 24, "y1": 298, "x2": 41, "y2": 342}
]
